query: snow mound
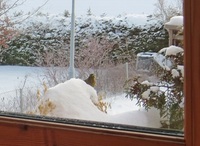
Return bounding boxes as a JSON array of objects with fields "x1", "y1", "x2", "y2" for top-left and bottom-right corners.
[
  {"x1": 34, "y1": 78, "x2": 108, "y2": 121},
  {"x1": 32, "y1": 78, "x2": 161, "y2": 128},
  {"x1": 111, "y1": 108, "x2": 160, "y2": 128}
]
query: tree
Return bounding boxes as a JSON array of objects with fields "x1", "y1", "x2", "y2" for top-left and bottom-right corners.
[
  {"x1": 64, "y1": 10, "x2": 70, "y2": 17},
  {"x1": 153, "y1": 0, "x2": 183, "y2": 22},
  {"x1": 86, "y1": 7, "x2": 92, "y2": 16},
  {"x1": 0, "y1": 16, "x2": 16, "y2": 48},
  {"x1": 0, "y1": 0, "x2": 18, "y2": 48},
  {"x1": 0, "y1": 0, "x2": 49, "y2": 64},
  {"x1": 0, "y1": 0, "x2": 22, "y2": 63},
  {"x1": 132, "y1": 22, "x2": 168, "y2": 54},
  {"x1": 75, "y1": 37, "x2": 115, "y2": 69}
]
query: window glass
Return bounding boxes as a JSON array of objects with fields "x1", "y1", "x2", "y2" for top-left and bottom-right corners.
[{"x1": 0, "y1": 0, "x2": 184, "y2": 135}]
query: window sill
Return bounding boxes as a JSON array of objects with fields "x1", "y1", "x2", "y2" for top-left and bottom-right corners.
[{"x1": 0, "y1": 114, "x2": 185, "y2": 146}]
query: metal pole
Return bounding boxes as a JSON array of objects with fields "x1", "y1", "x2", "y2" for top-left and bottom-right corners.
[
  {"x1": 126, "y1": 62, "x2": 129, "y2": 80},
  {"x1": 20, "y1": 89, "x2": 23, "y2": 113},
  {"x1": 69, "y1": 0, "x2": 75, "y2": 79}
]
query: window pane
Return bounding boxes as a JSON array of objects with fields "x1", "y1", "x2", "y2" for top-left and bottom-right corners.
[{"x1": 0, "y1": 0, "x2": 184, "y2": 135}]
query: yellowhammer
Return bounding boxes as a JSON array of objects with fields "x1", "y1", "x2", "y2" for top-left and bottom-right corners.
[{"x1": 84, "y1": 74, "x2": 96, "y2": 87}]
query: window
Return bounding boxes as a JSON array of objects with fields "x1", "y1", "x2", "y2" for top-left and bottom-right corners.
[{"x1": 0, "y1": 0, "x2": 199, "y2": 146}]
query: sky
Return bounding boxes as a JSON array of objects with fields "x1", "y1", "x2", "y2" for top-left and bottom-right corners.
[{"x1": 14, "y1": 0, "x2": 159, "y2": 16}]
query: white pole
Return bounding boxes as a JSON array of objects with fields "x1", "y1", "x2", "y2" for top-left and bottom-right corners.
[
  {"x1": 126, "y1": 62, "x2": 129, "y2": 80},
  {"x1": 19, "y1": 89, "x2": 23, "y2": 113},
  {"x1": 69, "y1": 0, "x2": 75, "y2": 79}
]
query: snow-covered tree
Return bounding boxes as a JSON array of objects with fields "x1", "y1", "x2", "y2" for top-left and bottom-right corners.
[
  {"x1": 1, "y1": 12, "x2": 168, "y2": 66},
  {"x1": 125, "y1": 45, "x2": 184, "y2": 130},
  {"x1": 1, "y1": 13, "x2": 70, "y2": 65},
  {"x1": 63, "y1": 10, "x2": 70, "y2": 17},
  {"x1": 131, "y1": 21, "x2": 168, "y2": 54},
  {"x1": 0, "y1": 0, "x2": 50, "y2": 64}
]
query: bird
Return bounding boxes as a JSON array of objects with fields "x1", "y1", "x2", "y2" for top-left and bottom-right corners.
[{"x1": 84, "y1": 74, "x2": 96, "y2": 87}]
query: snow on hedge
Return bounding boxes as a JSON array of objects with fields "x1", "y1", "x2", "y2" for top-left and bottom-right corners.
[{"x1": 17, "y1": 13, "x2": 149, "y2": 31}]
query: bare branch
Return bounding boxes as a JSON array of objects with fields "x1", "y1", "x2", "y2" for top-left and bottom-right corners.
[
  {"x1": 0, "y1": 0, "x2": 26, "y2": 16},
  {"x1": 12, "y1": 0, "x2": 49, "y2": 24},
  {"x1": 153, "y1": 0, "x2": 183, "y2": 22}
]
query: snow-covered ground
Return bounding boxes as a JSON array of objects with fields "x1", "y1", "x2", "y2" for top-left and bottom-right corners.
[
  {"x1": 0, "y1": 65, "x2": 161, "y2": 128},
  {"x1": 0, "y1": 66, "x2": 43, "y2": 92}
]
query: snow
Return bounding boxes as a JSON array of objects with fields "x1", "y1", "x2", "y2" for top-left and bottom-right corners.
[
  {"x1": 171, "y1": 69, "x2": 180, "y2": 78},
  {"x1": 32, "y1": 78, "x2": 160, "y2": 127},
  {"x1": 104, "y1": 94, "x2": 140, "y2": 115},
  {"x1": 177, "y1": 65, "x2": 184, "y2": 77},
  {"x1": 17, "y1": 13, "x2": 149, "y2": 30},
  {"x1": 165, "y1": 16, "x2": 183, "y2": 26},
  {"x1": 0, "y1": 66, "x2": 43, "y2": 92},
  {"x1": 142, "y1": 89, "x2": 151, "y2": 100},
  {"x1": 141, "y1": 80, "x2": 153, "y2": 86},
  {"x1": 159, "y1": 45, "x2": 184, "y2": 56},
  {"x1": 34, "y1": 78, "x2": 106, "y2": 121},
  {"x1": 150, "y1": 86, "x2": 159, "y2": 92},
  {"x1": 0, "y1": 66, "x2": 161, "y2": 128}
]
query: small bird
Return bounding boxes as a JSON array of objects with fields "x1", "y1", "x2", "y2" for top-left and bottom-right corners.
[{"x1": 84, "y1": 74, "x2": 96, "y2": 87}]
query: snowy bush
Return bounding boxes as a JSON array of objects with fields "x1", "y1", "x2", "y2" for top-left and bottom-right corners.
[{"x1": 125, "y1": 45, "x2": 184, "y2": 130}]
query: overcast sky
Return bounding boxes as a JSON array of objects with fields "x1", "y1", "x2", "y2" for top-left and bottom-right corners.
[{"x1": 14, "y1": 0, "x2": 160, "y2": 16}]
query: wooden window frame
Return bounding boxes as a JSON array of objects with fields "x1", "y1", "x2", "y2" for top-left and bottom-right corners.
[{"x1": 0, "y1": 0, "x2": 199, "y2": 145}]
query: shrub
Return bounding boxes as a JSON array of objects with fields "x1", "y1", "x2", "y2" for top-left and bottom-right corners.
[{"x1": 125, "y1": 45, "x2": 184, "y2": 130}]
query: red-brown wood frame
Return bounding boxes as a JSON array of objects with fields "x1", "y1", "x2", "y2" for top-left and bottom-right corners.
[
  {"x1": 0, "y1": 0, "x2": 199, "y2": 145},
  {"x1": 184, "y1": 0, "x2": 200, "y2": 146}
]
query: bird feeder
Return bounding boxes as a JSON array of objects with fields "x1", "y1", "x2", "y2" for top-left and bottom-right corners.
[{"x1": 164, "y1": 16, "x2": 183, "y2": 46}]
